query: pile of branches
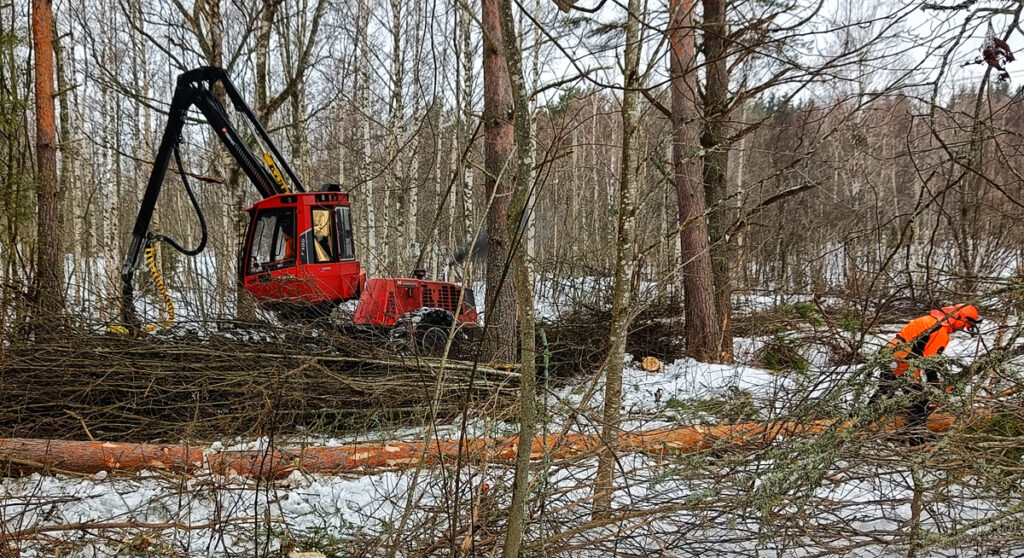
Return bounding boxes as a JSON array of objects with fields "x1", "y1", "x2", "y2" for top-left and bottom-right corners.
[
  {"x1": 539, "y1": 302, "x2": 687, "y2": 377},
  {"x1": 0, "y1": 326, "x2": 518, "y2": 443}
]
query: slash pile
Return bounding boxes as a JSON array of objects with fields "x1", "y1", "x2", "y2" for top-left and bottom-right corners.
[{"x1": 0, "y1": 327, "x2": 518, "y2": 443}]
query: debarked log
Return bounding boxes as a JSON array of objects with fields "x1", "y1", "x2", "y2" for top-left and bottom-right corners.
[{"x1": 0, "y1": 411, "x2": 984, "y2": 479}]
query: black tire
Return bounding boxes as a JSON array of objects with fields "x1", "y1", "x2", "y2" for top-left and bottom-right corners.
[
  {"x1": 419, "y1": 326, "x2": 449, "y2": 356},
  {"x1": 390, "y1": 308, "x2": 459, "y2": 357}
]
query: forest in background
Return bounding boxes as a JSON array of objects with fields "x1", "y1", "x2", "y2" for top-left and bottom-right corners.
[
  {"x1": 2, "y1": 0, "x2": 1022, "y2": 330},
  {"x1": 5, "y1": 1, "x2": 1024, "y2": 556}
]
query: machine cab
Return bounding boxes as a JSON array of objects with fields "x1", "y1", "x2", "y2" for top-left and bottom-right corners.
[{"x1": 241, "y1": 189, "x2": 364, "y2": 307}]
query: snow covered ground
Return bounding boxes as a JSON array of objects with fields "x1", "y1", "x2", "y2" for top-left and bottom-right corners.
[
  {"x1": 3, "y1": 417, "x2": 1018, "y2": 557},
  {"x1": 3, "y1": 305, "x2": 1022, "y2": 556}
]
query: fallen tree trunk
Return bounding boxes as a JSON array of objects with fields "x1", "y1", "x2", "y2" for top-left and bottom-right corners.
[{"x1": 0, "y1": 411, "x2": 982, "y2": 479}]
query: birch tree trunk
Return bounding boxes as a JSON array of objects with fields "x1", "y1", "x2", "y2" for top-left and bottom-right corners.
[
  {"x1": 526, "y1": 0, "x2": 541, "y2": 266},
  {"x1": 255, "y1": 0, "x2": 279, "y2": 113},
  {"x1": 70, "y1": 34, "x2": 93, "y2": 303},
  {"x1": 387, "y1": 0, "x2": 405, "y2": 273},
  {"x1": 496, "y1": 0, "x2": 538, "y2": 555},
  {"x1": 457, "y1": 0, "x2": 475, "y2": 250},
  {"x1": 54, "y1": 26, "x2": 78, "y2": 307},
  {"x1": 190, "y1": 0, "x2": 236, "y2": 316},
  {"x1": 288, "y1": 83, "x2": 310, "y2": 181},
  {"x1": 31, "y1": 0, "x2": 64, "y2": 324},
  {"x1": 103, "y1": 84, "x2": 121, "y2": 321},
  {"x1": 481, "y1": 0, "x2": 517, "y2": 364},
  {"x1": 130, "y1": 3, "x2": 160, "y2": 322},
  {"x1": 356, "y1": 0, "x2": 376, "y2": 274},
  {"x1": 670, "y1": 0, "x2": 719, "y2": 362},
  {"x1": 447, "y1": 111, "x2": 458, "y2": 280},
  {"x1": 242, "y1": 0, "x2": 278, "y2": 318},
  {"x1": 593, "y1": 0, "x2": 642, "y2": 518}
]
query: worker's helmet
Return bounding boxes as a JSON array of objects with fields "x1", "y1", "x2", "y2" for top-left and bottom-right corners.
[{"x1": 930, "y1": 304, "x2": 982, "y2": 335}]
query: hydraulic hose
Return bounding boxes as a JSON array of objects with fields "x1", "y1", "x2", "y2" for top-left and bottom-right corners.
[
  {"x1": 140, "y1": 145, "x2": 208, "y2": 331},
  {"x1": 150, "y1": 145, "x2": 208, "y2": 256},
  {"x1": 144, "y1": 244, "x2": 175, "y2": 328}
]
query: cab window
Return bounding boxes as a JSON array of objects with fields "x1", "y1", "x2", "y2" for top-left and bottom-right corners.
[
  {"x1": 248, "y1": 208, "x2": 296, "y2": 273},
  {"x1": 312, "y1": 208, "x2": 338, "y2": 263},
  {"x1": 336, "y1": 206, "x2": 355, "y2": 260}
]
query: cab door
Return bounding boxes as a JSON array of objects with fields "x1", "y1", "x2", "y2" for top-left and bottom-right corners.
[
  {"x1": 242, "y1": 207, "x2": 304, "y2": 302},
  {"x1": 297, "y1": 205, "x2": 360, "y2": 302}
]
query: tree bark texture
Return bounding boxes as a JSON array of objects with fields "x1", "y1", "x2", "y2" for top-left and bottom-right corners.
[
  {"x1": 389, "y1": 0, "x2": 411, "y2": 274},
  {"x1": 53, "y1": 28, "x2": 78, "y2": 306},
  {"x1": 670, "y1": 0, "x2": 720, "y2": 363},
  {"x1": 32, "y1": 0, "x2": 65, "y2": 322},
  {"x1": 255, "y1": 0, "x2": 279, "y2": 112},
  {"x1": 593, "y1": 0, "x2": 642, "y2": 518},
  {"x1": 496, "y1": 0, "x2": 538, "y2": 556},
  {"x1": 355, "y1": 0, "x2": 376, "y2": 274},
  {"x1": 481, "y1": 0, "x2": 517, "y2": 365},
  {"x1": 238, "y1": 0, "x2": 280, "y2": 321},
  {"x1": 0, "y1": 412, "x2": 969, "y2": 479},
  {"x1": 457, "y1": 1, "x2": 475, "y2": 248},
  {"x1": 701, "y1": 0, "x2": 733, "y2": 361}
]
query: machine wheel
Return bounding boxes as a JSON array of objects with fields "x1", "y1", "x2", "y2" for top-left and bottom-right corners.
[
  {"x1": 390, "y1": 308, "x2": 461, "y2": 357},
  {"x1": 419, "y1": 326, "x2": 448, "y2": 356}
]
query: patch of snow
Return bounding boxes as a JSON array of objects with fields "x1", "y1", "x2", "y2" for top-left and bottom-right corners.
[{"x1": 5, "y1": 453, "x2": 1021, "y2": 557}]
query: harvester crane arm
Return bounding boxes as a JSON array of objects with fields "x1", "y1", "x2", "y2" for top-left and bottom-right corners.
[{"x1": 120, "y1": 66, "x2": 303, "y2": 328}]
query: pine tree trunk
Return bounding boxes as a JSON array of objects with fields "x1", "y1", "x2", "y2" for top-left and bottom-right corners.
[
  {"x1": 481, "y1": 0, "x2": 517, "y2": 364},
  {"x1": 31, "y1": 0, "x2": 64, "y2": 325},
  {"x1": 670, "y1": 0, "x2": 719, "y2": 362},
  {"x1": 593, "y1": 0, "x2": 642, "y2": 518},
  {"x1": 701, "y1": 0, "x2": 733, "y2": 361}
]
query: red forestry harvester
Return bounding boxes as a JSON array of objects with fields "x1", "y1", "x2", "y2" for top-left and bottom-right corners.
[{"x1": 119, "y1": 67, "x2": 476, "y2": 349}]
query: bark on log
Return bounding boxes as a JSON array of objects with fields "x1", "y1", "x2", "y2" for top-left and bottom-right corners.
[{"x1": 0, "y1": 412, "x2": 978, "y2": 479}]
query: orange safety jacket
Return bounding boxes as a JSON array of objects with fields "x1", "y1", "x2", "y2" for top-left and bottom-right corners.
[{"x1": 885, "y1": 314, "x2": 949, "y2": 378}]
